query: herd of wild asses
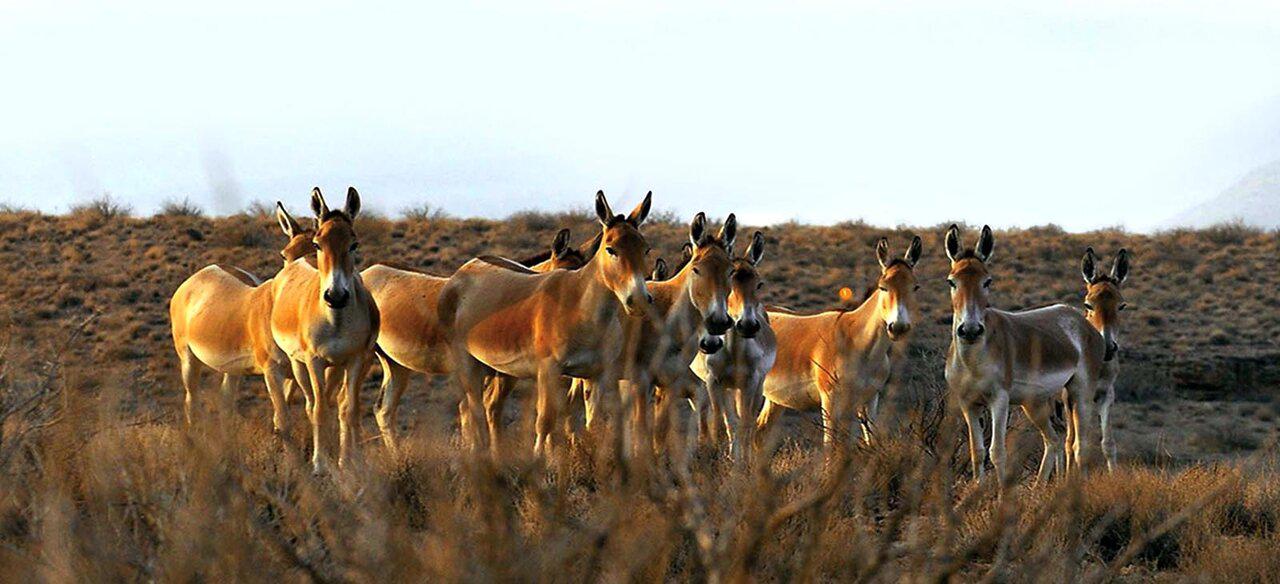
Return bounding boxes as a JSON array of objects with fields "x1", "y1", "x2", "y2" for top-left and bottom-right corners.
[{"x1": 170, "y1": 188, "x2": 1130, "y2": 492}]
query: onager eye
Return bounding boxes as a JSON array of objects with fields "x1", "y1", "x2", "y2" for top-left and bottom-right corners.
[
  {"x1": 1118, "y1": 303, "x2": 1127, "y2": 311},
  {"x1": 913, "y1": 285, "x2": 921, "y2": 291},
  {"x1": 350, "y1": 242, "x2": 359, "y2": 252},
  {"x1": 692, "y1": 267, "x2": 701, "y2": 275},
  {"x1": 982, "y1": 278, "x2": 993, "y2": 289},
  {"x1": 878, "y1": 286, "x2": 888, "y2": 292},
  {"x1": 605, "y1": 247, "x2": 618, "y2": 257},
  {"x1": 1083, "y1": 302, "x2": 1094, "y2": 311},
  {"x1": 947, "y1": 279, "x2": 957, "y2": 290},
  {"x1": 756, "y1": 281, "x2": 764, "y2": 290},
  {"x1": 312, "y1": 242, "x2": 321, "y2": 251}
]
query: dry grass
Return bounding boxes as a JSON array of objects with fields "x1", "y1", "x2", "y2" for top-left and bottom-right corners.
[{"x1": 0, "y1": 207, "x2": 1277, "y2": 579}]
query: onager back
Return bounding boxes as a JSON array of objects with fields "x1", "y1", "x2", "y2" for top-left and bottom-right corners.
[
  {"x1": 271, "y1": 187, "x2": 380, "y2": 472},
  {"x1": 168, "y1": 203, "x2": 314, "y2": 432}
]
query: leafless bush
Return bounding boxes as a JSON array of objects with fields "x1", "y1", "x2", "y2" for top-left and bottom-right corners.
[
  {"x1": 158, "y1": 197, "x2": 204, "y2": 217},
  {"x1": 69, "y1": 194, "x2": 133, "y2": 220}
]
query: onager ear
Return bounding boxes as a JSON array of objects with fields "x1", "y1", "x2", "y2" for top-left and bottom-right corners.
[
  {"x1": 718, "y1": 213, "x2": 738, "y2": 252},
  {"x1": 689, "y1": 212, "x2": 708, "y2": 247},
  {"x1": 276, "y1": 202, "x2": 300, "y2": 238},
  {"x1": 680, "y1": 242, "x2": 693, "y2": 264},
  {"x1": 310, "y1": 187, "x2": 330, "y2": 220},
  {"x1": 551, "y1": 228, "x2": 571, "y2": 258},
  {"x1": 1081, "y1": 247, "x2": 1098, "y2": 284},
  {"x1": 652, "y1": 258, "x2": 669, "y2": 280},
  {"x1": 1111, "y1": 248, "x2": 1130, "y2": 285},
  {"x1": 904, "y1": 235, "x2": 923, "y2": 268},
  {"x1": 974, "y1": 225, "x2": 995, "y2": 263},
  {"x1": 745, "y1": 231, "x2": 765, "y2": 266},
  {"x1": 944, "y1": 224, "x2": 962, "y2": 263},
  {"x1": 594, "y1": 190, "x2": 613, "y2": 226},
  {"x1": 627, "y1": 191, "x2": 653, "y2": 226},
  {"x1": 343, "y1": 187, "x2": 361, "y2": 219},
  {"x1": 875, "y1": 237, "x2": 891, "y2": 270}
]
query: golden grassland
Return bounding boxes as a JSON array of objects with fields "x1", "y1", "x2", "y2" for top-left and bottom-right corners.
[{"x1": 0, "y1": 201, "x2": 1277, "y2": 581}]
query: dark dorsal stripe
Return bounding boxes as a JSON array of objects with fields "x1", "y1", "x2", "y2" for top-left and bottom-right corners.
[{"x1": 477, "y1": 255, "x2": 538, "y2": 274}]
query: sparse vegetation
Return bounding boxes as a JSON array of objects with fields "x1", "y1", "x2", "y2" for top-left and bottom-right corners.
[
  {"x1": 68, "y1": 194, "x2": 133, "y2": 220},
  {"x1": 157, "y1": 197, "x2": 204, "y2": 217},
  {"x1": 0, "y1": 210, "x2": 1276, "y2": 579}
]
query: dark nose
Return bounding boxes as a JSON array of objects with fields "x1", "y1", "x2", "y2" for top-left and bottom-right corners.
[
  {"x1": 699, "y1": 336, "x2": 724, "y2": 355},
  {"x1": 1105, "y1": 341, "x2": 1118, "y2": 362},
  {"x1": 705, "y1": 314, "x2": 733, "y2": 336},
  {"x1": 956, "y1": 323, "x2": 984, "y2": 342},
  {"x1": 887, "y1": 322, "x2": 911, "y2": 338},
  {"x1": 736, "y1": 319, "x2": 761, "y2": 338},
  {"x1": 323, "y1": 289, "x2": 350, "y2": 309}
]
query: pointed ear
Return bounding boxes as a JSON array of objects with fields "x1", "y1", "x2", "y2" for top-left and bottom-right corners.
[
  {"x1": 746, "y1": 231, "x2": 766, "y2": 266},
  {"x1": 875, "y1": 237, "x2": 891, "y2": 270},
  {"x1": 718, "y1": 213, "x2": 738, "y2": 252},
  {"x1": 689, "y1": 212, "x2": 708, "y2": 247},
  {"x1": 552, "y1": 228, "x2": 571, "y2": 258},
  {"x1": 974, "y1": 225, "x2": 995, "y2": 262},
  {"x1": 344, "y1": 187, "x2": 361, "y2": 219},
  {"x1": 945, "y1": 224, "x2": 962, "y2": 263},
  {"x1": 904, "y1": 235, "x2": 922, "y2": 268},
  {"x1": 653, "y1": 258, "x2": 668, "y2": 280},
  {"x1": 681, "y1": 242, "x2": 693, "y2": 262},
  {"x1": 1111, "y1": 248, "x2": 1130, "y2": 285},
  {"x1": 627, "y1": 191, "x2": 652, "y2": 226},
  {"x1": 310, "y1": 187, "x2": 329, "y2": 219},
  {"x1": 579, "y1": 230, "x2": 604, "y2": 258},
  {"x1": 594, "y1": 190, "x2": 613, "y2": 226},
  {"x1": 276, "y1": 202, "x2": 300, "y2": 238},
  {"x1": 1081, "y1": 247, "x2": 1097, "y2": 284}
]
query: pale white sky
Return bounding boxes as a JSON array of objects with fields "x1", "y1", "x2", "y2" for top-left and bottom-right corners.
[{"x1": 2, "y1": 0, "x2": 1279, "y2": 230}]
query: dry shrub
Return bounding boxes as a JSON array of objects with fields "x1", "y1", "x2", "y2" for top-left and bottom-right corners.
[{"x1": 157, "y1": 197, "x2": 204, "y2": 217}]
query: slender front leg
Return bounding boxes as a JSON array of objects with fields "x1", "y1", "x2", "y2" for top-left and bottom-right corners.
[
  {"x1": 219, "y1": 373, "x2": 242, "y2": 419},
  {"x1": 486, "y1": 375, "x2": 515, "y2": 455},
  {"x1": 959, "y1": 399, "x2": 986, "y2": 481},
  {"x1": 1098, "y1": 380, "x2": 1117, "y2": 471},
  {"x1": 1021, "y1": 401, "x2": 1061, "y2": 486},
  {"x1": 304, "y1": 357, "x2": 330, "y2": 473},
  {"x1": 338, "y1": 353, "x2": 373, "y2": 468},
  {"x1": 374, "y1": 353, "x2": 412, "y2": 452},
  {"x1": 987, "y1": 391, "x2": 1011, "y2": 497},
  {"x1": 291, "y1": 359, "x2": 315, "y2": 420},
  {"x1": 705, "y1": 378, "x2": 725, "y2": 447},
  {"x1": 178, "y1": 350, "x2": 203, "y2": 425}
]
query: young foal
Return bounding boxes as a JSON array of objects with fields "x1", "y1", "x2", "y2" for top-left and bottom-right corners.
[
  {"x1": 271, "y1": 187, "x2": 380, "y2": 472},
  {"x1": 757, "y1": 236, "x2": 921, "y2": 449},
  {"x1": 692, "y1": 231, "x2": 775, "y2": 460},
  {"x1": 944, "y1": 225, "x2": 1105, "y2": 493},
  {"x1": 440, "y1": 191, "x2": 653, "y2": 455},
  {"x1": 363, "y1": 228, "x2": 593, "y2": 451},
  {"x1": 1081, "y1": 247, "x2": 1129, "y2": 470},
  {"x1": 169, "y1": 203, "x2": 314, "y2": 432}
]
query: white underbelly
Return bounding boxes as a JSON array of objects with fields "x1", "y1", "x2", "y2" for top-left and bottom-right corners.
[
  {"x1": 763, "y1": 373, "x2": 821, "y2": 412},
  {"x1": 189, "y1": 342, "x2": 256, "y2": 374},
  {"x1": 1008, "y1": 366, "x2": 1077, "y2": 404}
]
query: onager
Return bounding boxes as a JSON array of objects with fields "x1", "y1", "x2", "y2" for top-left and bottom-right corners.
[
  {"x1": 169, "y1": 203, "x2": 314, "y2": 432},
  {"x1": 943, "y1": 225, "x2": 1105, "y2": 493},
  {"x1": 1080, "y1": 246, "x2": 1129, "y2": 470},
  {"x1": 439, "y1": 191, "x2": 654, "y2": 456},
  {"x1": 692, "y1": 230, "x2": 776, "y2": 460},
  {"x1": 271, "y1": 187, "x2": 380, "y2": 472},
  {"x1": 756, "y1": 236, "x2": 921, "y2": 450},
  {"x1": 363, "y1": 227, "x2": 594, "y2": 451}
]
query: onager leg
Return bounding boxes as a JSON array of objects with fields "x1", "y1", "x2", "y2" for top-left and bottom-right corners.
[
  {"x1": 987, "y1": 392, "x2": 1011, "y2": 497},
  {"x1": 337, "y1": 353, "x2": 373, "y2": 468},
  {"x1": 304, "y1": 357, "x2": 331, "y2": 473},
  {"x1": 1066, "y1": 376, "x2": 1101, "y2": 474},
  {"x1": 218, "y1": 374, "x2": 243, "y2": 419},
  {"x1": 1098, "y1": 382, "x2": 1117, "y2": 471},
  {"x1": 263, "y1": 360, "x2": 290, "y2": 434},
  {"x1": 1021, "y1": 400, "x2": 1061, "y2": 486},
  {"x1": 178, "y1": 349, "x2": 204, "y2": 425},
  {"x1": 453, "y1": 354, "x2": 490, "y2": 452},
  {"x1": 374, "y1": 353, "x2": 412, "y2": 452},
  {"x1": 754, "y1": 398, "x2": 782, "y2": 452},
  {"x1": 486, "y1": 375, "x2": 515, "y2": 454},
  {"x1": 534, "y1": 363, "x2": 567, "y2": 457},
  {"x1": 959, "y1": 399, "x2": 986, "y2": 481}
]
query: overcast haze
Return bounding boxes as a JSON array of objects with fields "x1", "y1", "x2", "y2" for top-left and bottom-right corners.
[{"x1": 2, "y1": 0, "x2": 1280, "y2": 231}]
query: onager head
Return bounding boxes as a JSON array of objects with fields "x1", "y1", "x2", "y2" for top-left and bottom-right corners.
[
  {"x1": 274, "y1": 203, "x2": 315, "y2": 265},
  {"x1": 686, "y1": 212, "x2": 737, "y2": 353},
  {"x1": 1081, "y1": 247, "x2": 1129, "y2": 361},
  {"x1": 546, "y1": 228, "x2": 591, "y2": 270},
  {"x1": 728, "y1": 231, "x2": 767, "y2": 339},
  {"x1": 945, "y1": 224, "x2": 996, "y2": 344},
  {"x1": 593, "y1": 190, "x2": 654, "y2": 317},
  {"x1": 875, "y1": 235, "x2": 922, "y2": 341},
  {"x1": 309, "y1": 187, "x2": 363, "y2": 310}
]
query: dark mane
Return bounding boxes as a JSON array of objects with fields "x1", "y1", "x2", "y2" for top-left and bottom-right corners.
[
  {"x1": 517, "y1": 250, "x2": 553, "y2": 267},
  {"x1": 477, "y1": 255, "x2": 538, "y2": 274}
]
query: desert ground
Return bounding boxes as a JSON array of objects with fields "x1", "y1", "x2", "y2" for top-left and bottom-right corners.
[{"x1": 0, "y1": 198, "x2": 1276, "y2": 581}]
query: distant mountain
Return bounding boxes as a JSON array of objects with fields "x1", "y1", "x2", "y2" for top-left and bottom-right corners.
[{"x1": 1165, "y1": 159, "x2": 1280, "y2": 228}]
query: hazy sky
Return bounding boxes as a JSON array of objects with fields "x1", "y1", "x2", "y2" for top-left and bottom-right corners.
[{"x1": 2, "y1": 0, "x2": 1280, "y2": 231}]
